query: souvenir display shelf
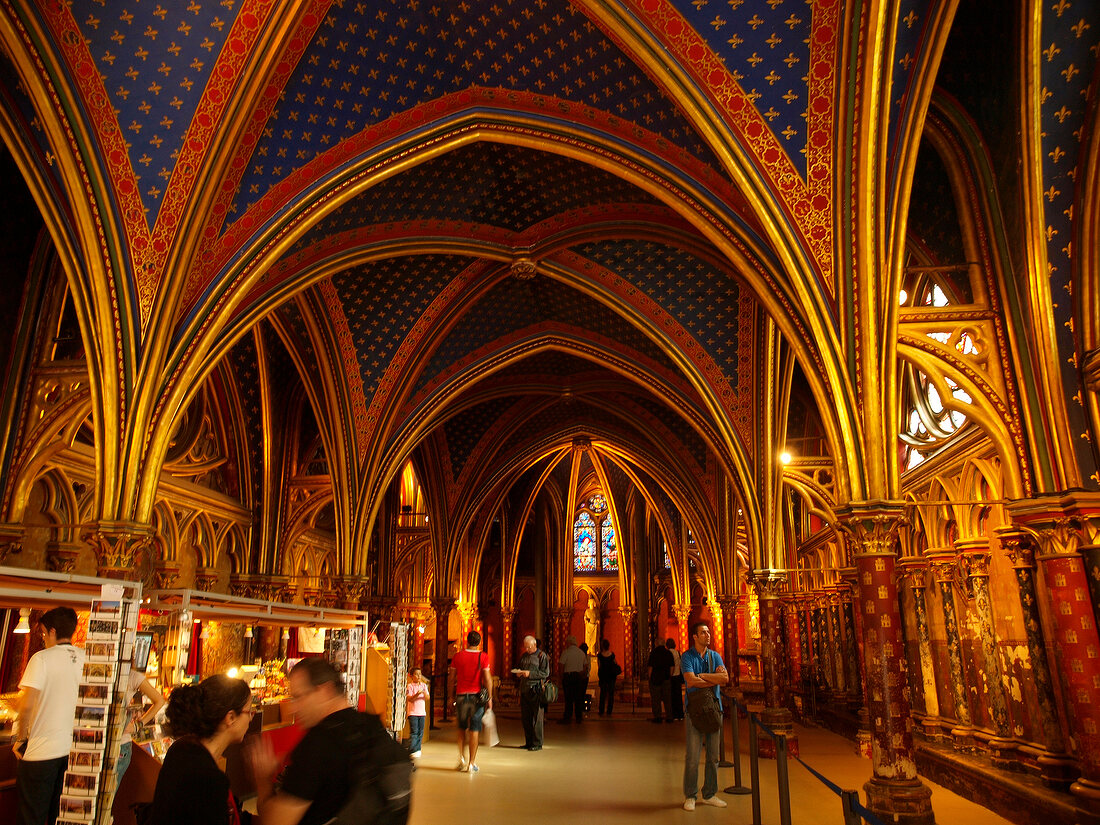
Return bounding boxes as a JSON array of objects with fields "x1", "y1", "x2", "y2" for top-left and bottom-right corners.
[
  {"x1": 141, "y1": 589, "x2": 368, "y2": 706},
  {"x1": 0, "y1": 565, "x2": 142, "y2": 825}
]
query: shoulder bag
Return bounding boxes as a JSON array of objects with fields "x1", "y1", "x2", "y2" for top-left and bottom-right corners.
[
  {"x1": 475, "y1": 652, "x2": 491, "y2": 708},
  {"x1": 685, "y1": 651, "x2": 723, "y2": 733}
]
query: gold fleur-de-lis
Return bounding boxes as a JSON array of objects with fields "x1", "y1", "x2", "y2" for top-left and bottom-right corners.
[
  {"x1": 748, "y1": 13, "x2": 764, "y2": 29},
  {"x1": 1045, "y1": 184, "x2": 1061, "y2": 201},
  {"x1": 747, "y1": 51, "x2": 763, "y2": 66},
  {"x1": 1044, "y1": 42, "x2": 1062, "y2": 61},
  {"x1": 1054, "y1": 104, "x2": 1072, "y2": 122},
  {"x1": 1062, "y1": 62, "x2": 1080, "y2": 82},
  {"x1": 1052, "y1": 0, "x2": 1071, "y2": 18},
  {"x1": 903, "y1": 10, "x2": 918, "y2": 28},
  {"x1": 1072, "y1": 18, "x2": 1091, "y2": 37},
  {"x1": 1049, "y1": 145, "x2": 1065, "y2": 163}
]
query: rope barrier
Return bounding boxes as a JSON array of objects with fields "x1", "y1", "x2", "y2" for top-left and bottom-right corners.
[{"x1": 728, "y1": 696, "x2": 887, "y2": 825}]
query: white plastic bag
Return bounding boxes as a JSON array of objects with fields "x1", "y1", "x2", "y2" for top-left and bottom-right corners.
[{"x1": 479, "y1": 708, "x2": 500, "y2": 747}]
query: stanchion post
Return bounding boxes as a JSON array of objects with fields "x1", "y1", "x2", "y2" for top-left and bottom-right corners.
[
  {"x1": 719, "y1": 711, "x2": 731, "y2": 767},
  {"x1": 776, "y1": 733, "x2": 792, "y2": 825},
  {"x1": 841, "y1": 790, "x2": 861, "y2": 825},
  {"x1": 724, "y1": 700, "x2": 751, "y2": 795},
  {"x1": 749, "y1": 714, "x2": 762, "y2": 825}
]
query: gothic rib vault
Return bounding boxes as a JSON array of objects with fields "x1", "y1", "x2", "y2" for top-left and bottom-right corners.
[{"x1": 0, "y1": 2, "x2": 1098, "y2": 823}]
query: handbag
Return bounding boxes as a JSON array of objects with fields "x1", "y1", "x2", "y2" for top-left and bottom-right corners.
[
  {"x1": 685, "y1": 651, "x2": 723, "y2": 733},
  {"x1": 475, "y1": 652, "x2": 491, "y2": 708},
  {"x1": 539, "y1": 679, "x2": 558, "y2": 705}
]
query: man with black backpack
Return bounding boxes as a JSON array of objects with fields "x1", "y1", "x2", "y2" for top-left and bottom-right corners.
[{"x1": 249, "y1": 658, "x2": 411, "y2": 825}]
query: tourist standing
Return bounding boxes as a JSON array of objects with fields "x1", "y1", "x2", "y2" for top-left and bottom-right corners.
[
  {"x1": 681, "y1": 621, "x2": 729, "y2": 811},
  {"x1": 148, "y1": 674, "x2": 254, "y2": 825},
  {"x1": 667, "y1": 637, "x2": 684, "y2": 721},
  {"x1": 596, "y1": 638, "x2": 620, "y2": 715},
  {"x1": 646, "y1": 639, "x2": 674, "y2": 723},
  {"x1": 513, "y1": 635, "x2": 550, "y2": 750},
  {"x1": 558, "y1": 635, "x2": 587, "y2": 723},
  {"x1": 405, "y1": 667, "x2": 429, "y2": 757},
  {"x1": 14, "y1": 606, "x2": 84, "y2": 825},
  {"x1": 450, "y1": 631, "x2": 492, "y2": 772}
]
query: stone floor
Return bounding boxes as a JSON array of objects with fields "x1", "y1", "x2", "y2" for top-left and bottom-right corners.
[{"x1": 406, "y1": 707, "x2": 1012, "y2": 825}]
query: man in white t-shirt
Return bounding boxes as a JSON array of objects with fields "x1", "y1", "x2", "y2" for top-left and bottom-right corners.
[{"x1": 15, "y1": 606, "x2": 85, "y2": 825}]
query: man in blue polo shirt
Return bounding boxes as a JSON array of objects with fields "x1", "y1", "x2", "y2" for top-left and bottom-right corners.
[{"x1": 680, "y1": 621, "x2": 729, "y2": 811}]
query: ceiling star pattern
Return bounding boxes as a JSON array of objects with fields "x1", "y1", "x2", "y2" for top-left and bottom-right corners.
[
  {"x1": 274, "y1": 299, "x2": 317, "y2": 365},
  {"x1": 416, "y1": 276, "x2": 678, "y2": 394},
  {"x1": 627, "y1": 392, "x2": 708, "y2": 469},
  {"x1": 489, "y1": 351, "x2": 604, "y2": 382},
  {"x1": 0, "y1": 54, "x2": 64, "y2": 202},
  {"x1": 226, "y1": 327, "x2": 263, "y2": 507},
  {"x1": 886, "y1": 0, "x2": 931, "y2": 185},
  {"x1": 667, "y1": 0, "x2": 813, "y2": 176},
  {"x1": 444, "y1": 396, "x2": 521, "y2": 477},
  {"x1": 290, "y1": 143, "x2": 661, "y2": 247},
  {"x1": 496, "y1": 400, "x2": 602, "y2": 467},
  {"x1": 231, "y1": 0, "x2": 723, "y2": 217},
  {"x1": 69, "y1": 0, "x2": 240, "y2": 222},
  {"x1": 330, "y1": 254, "x2": 468, "y2": 398},
  {"x1": 1039, "y1": 0, "x2": 1100, "y2": 481},
  {"x1": 575, "y1": 239, "x2": 741, "y2": 390}
]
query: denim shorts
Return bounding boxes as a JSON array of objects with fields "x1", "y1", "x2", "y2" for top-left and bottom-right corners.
[{"x1": 455, "y1": 694, "x2": 486, "y2": 731}]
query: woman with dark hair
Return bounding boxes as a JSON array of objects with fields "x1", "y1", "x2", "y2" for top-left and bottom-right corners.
[{"x1": 147, "y1": 675, "x2": 254, "y2": 824}]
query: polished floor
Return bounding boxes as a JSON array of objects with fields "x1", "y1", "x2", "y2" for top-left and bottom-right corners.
[{"x1": 406, "y1": 707, "x2": 1011, "y2": 825}]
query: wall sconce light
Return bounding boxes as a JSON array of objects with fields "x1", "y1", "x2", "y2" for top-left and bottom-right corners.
[
  {"x1": 13, "y1": 608, "x2": 30, "y2": 634},
  {"x1": 281, "y1": 628, "x2": 290, "y2": 641},
  {"x1": 199, "y1": 623, "x2": 210, "y2": 641},
  {"x1": 244, "y1": 625, "x2": 253, "y2": 639},
  {"x1": 417, "y1": 625, "x2": 425, "y2": 634}
]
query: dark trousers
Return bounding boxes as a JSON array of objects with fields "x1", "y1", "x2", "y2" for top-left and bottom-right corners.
[
  {"x1": 408, "y1": 715, "x2": 425, "y2": 752},
  {"x1": 520, "y1": 687, "x2": 544, "y2": 747},
  {"x1": 598, "y1": 677, "x2": 616, "y2": 714},
  {"x1": 17, "y1": 755, "x2": 67, "y2": 825},
  {"x1": 562, "y1": 672, "x2": 586, "y2": 721},
  {"x1": 650, "y1": 680, "x2": 671, "y2": 719},
  {"x1": 670, "y1": 674, "x2": 685, "y2": 719}
]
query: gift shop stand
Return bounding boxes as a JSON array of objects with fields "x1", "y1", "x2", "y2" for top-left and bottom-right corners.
[
  {"x1": 113, "y1": 588, "x2": 367, "y2": 825},
  {"x1": 0, "y1": 565, "x2": 143, "y2": 825}
]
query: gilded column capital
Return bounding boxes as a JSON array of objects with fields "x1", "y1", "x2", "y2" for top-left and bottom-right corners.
[
  {"x1": 429, "y1": 597, "x2": 456, "y2": 617},
  {"x1": 151, "y1": 561, "x2": 182, "y2": 590},
  {"x1": 896, "y1": 558, "x2": 930, "y2": 590},
  {"x1": 82, "y1": 521, "x2": 153, "y2": 578},
  {"x1": 499, "y1": 607, "x2": 517, "y2": 621},
  {"x1": 617, "y1": 606, "x2": 637, "y2": 622},
  {"x1": 835, "y1": 501, "x2": 906, "y2": 556},
  {"x1": 751, "y1": 569, "x2": 787, "y2": 598},
  {"x1": 229, "y1": 574, "x2": 269, "y2": 600},
  {"x1": 46, "y1": 540, "x2": 83, "y2": 574},
  {"x1": 958, "y1": 550, "x2": 992, "y2": 580},
  {"x1": 995, "y1": 527, "x2": 1037, "y2": 569},
  {"x1": 1007, "y1": 492, "x2": 1100, "y2": 551},
  {"x1": 194, "y1": 567, "x2": 220, "y2": 592},
  {"x1": 332, "y1": 578, "x2": 367, "y2": 609},
  {"x1": 715, "y1": 593, "x2": 739, "y2": 611},
  {"x1": 928, "y1": 552, "x2": 961, "y2": 586}
]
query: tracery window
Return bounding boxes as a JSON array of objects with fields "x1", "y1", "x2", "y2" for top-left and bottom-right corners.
[
  {"x1": 899, "y1": 275, "x2": 973, "y2": 470},
  {"x1": 573, "y1": 494, "x2": 617, "y2": 573}
]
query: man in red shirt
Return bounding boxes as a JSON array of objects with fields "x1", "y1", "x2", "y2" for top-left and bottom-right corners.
[{"x1": 449, "y1": 631, "x2": 492, "y2": 772}]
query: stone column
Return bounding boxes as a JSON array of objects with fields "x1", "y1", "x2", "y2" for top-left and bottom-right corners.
[
  {"x1": 672, "y1": 604, "x2": 692, "y2": 652},
  {"x1": 430, "y1": 598, "x2": 455, "y2": 679},
  {"x1": 500, "y1": 609, "x2": 516, "y2": 674},
  {"x1": 897, "y1": 560, "x2": 941, "y2": 740},
  {"x1": 996, "y1": 528, "x2": 1075, "y2": 787},
  {"x1": 957, "y1": 539, "x2": 1016, "y2": 768},
  {"x1": 839, "y1": 565, "x2": 872, "y2": 757},
  {"x1": 618, "y1": 606, "x2": 637, "y2": 678},
  {"x1": 929, "y1": 552, "x2": 974, "y2": 749},
  {"x1": 839, "y1": 586, "x2": 863, "y2": 705},
  {"x1": 839, "y1": 504, "x2": 934, "y2": 825},
  {"x1": 828, "y1": 589, "x2": 848, "y2": 694},
  {"x1": 83, "y1": 522, "x2": 152, "y2": 580},
  {"x1": 550, "y1": 608, "x2": 572, "y2": 674},
  {"x1": 810, "y1": 596, "x2": 831, "y2": 688},
  {"x1": 754, "y1": 571, "x2": 797, "y2": 757},
  {"x1": 796, "y1": 595, "x2": 813, "y2": 682},
  {"x1": 457, "y1": 603, "x2": 478, "y2": 641},
  {"x1": 716, "y1": 595, "x2": 740, "y2": 684},
  {"x1": 784, "y1": 598, "x2": 803, "y2": 688},
  {"x1": 1008, "y1": 505, "x2": 1100, "y2": 815},
  {"x1": 411, "y1": 611, "x2": 428, "y2": 669}
]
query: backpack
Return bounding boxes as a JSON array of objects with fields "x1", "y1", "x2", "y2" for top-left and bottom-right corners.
[{"x1": 323, "y1": 713, "x2": 412, "y2": 825}]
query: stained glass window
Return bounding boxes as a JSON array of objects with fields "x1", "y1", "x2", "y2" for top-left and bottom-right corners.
[
  {"x1": 602, "y1": 517, "x2": 617, "y2": 571},
  {"x1": 589, "y1": 494, "x2": 607, "y2": 513},
  {"x1": 663, "y1": 545, "x2": 671, "y2": 569},
  {"x1": 574, "y1": 512, "x2": 597, "y2": 572}
]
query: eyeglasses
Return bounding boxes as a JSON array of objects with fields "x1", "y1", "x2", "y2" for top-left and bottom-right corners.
[{"x1": 239, "y1": 706, "x2": 256, "y2": 718}]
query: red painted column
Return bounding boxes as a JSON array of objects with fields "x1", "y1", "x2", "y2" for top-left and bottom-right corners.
[
  {"x1": 754, "y1": 571, "x2": 797, "y2": 758},
  {"x1": 618, "y1": 607, "x2": 637, "y2": 679},
  {"x1": 550, "y1": 609, "x2": 571, "y2": 675},
  {"x1": 500, "y1": 609, "x2": 516, "y2": 674},
  {"x1": 784, "y1": 597, "x2": 803, "y2": 689},
  {"x1": 717, "y1": 595, "x2": 740, "y2": 684},
  {"x1": 840, "y1": 505, "x2": 934, "y2": 825}
]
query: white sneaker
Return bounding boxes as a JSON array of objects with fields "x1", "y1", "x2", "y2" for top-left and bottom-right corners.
[
  {"x1": 683, "y1": 798, "x2": 695, "y2": 811},
  {"x1": 468, "y1": 763, "x2": 479, "y2": 773},
  {"x1": 698, "y1": 796, "x2": 727, "y2": 808},
  {"x1": 410, "y1": 751, "x2": 421, "y2": 758},
  {"x1": 456, "y1": 760, "x2": 467, "y2": 771}
]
